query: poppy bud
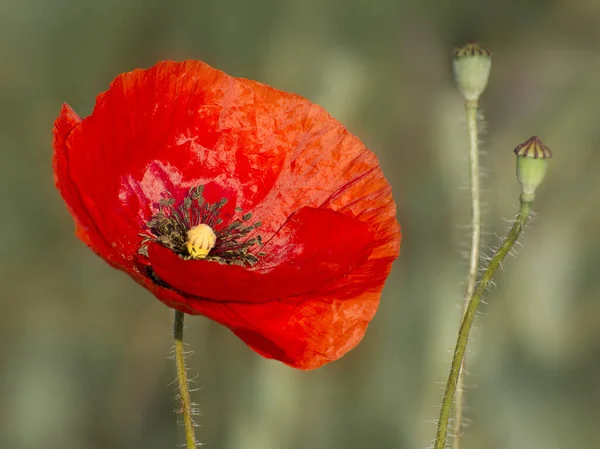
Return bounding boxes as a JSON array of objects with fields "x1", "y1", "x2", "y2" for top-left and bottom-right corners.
[
  {"x1": 453, "y1": 41, "x2": 491, "y2": 102},
  {"x1": 514, "y1": 136, "x2": 552, "y2": 203},
  {"x1": 187, "y1": 224, "x2": 216, "y2": 258}
]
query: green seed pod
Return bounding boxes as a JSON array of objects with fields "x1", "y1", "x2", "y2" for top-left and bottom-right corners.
[
  {"x1": 514, "y1": 136, "x2": 552, "y2": 203},
  {"x1": 453, "y1": 41, "x2": 492, "y2": 102}
]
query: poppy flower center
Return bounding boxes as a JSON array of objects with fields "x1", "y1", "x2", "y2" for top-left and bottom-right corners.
[
  {"x1": 186, "y1": 224, "x2": 216, "y2": 258},
  {"x1": 139, "y1": 185, "x2": 264, "y2": 266}
]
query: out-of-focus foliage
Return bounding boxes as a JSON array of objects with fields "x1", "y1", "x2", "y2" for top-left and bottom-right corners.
[{"x1": 1, "y1": 1, "x2": 599, "y2": 448}]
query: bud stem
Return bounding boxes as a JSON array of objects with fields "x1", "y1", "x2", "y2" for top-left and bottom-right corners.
[
  {"x1": 434, "y1": 199, "x2": 532, "y2": 449},
  {"x1": 174, "y1": 310, "x2": 198, "y2": 449},
  {"x1": 453, "y1": 98, "x2": 482, "y2": 449}
]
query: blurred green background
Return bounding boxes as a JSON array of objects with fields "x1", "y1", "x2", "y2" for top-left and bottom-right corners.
[{"x1": 2, "y1": 1, "x2": 600, "y2": 448}]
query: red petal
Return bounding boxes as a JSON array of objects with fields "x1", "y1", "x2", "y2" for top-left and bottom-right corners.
[
  {"x1": 233, "y1": 79, "x2": 399, "y2": 254},
  {"x1": 60, "y1": 61, "x2": 298, "y2": 265},
  {"x1": 148, "y1": 207, "x2": 373, "y2": 302},
  {"x1": 147, "y1": 250, "x2": 395, "y2": 370},
  {"x1": 53, "y1": 104, "x2": 124, "y2": 268}
]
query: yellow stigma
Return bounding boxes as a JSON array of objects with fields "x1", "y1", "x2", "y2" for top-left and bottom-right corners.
[{"x1": 186, "y1": 224, "x2": 216, "y2": 259}]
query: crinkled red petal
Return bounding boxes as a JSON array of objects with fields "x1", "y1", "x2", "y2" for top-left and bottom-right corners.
[
  {"x1": 53, "y1": 104, "x2": 124, "y2": 268},
  {"x1": 145, "y1": 248, "x2": 396, "y2": 370},
  {"x1": 56, "y1": 61, "x2": 298, "y2": 266}
]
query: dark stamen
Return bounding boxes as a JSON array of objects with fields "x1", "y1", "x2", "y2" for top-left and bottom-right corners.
[{"x1": 138, "y1": 185, "x2": 263, "y2": 267}]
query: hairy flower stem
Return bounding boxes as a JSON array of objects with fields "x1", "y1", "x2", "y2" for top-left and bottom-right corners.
[
  {"x1": 434, "y1": 200, "x2": 532, "y2": 449},
  {"x1": 453, "y1": 98, "x2": 482, "y2": 449},
  {"x1": 174, "y1": 310, "x2": 197, "y2": 449}
]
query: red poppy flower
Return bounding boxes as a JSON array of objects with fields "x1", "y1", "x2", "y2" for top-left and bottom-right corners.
[{"x1": 53, "y1": 60, "x2": 401, "y2": 369}]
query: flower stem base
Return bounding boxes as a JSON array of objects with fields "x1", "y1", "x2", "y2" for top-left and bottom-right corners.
[{"x1": 174, "y1": 310, "x2": 197, "y2": 449}]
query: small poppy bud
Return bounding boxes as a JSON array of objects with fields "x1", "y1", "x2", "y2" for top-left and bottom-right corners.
[
  {"x1": 453, "y1": 41, "x2": 491, "y2": 102},
  {"x1": 514, "y1": 136, "x2": 552, "y2": 203},
  {"x1": 187, "y1": 224, "x2": 216, "y2": 259}
]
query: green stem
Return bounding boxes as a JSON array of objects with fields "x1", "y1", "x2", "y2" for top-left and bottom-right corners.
[
  {"x1": 434, "y1": 200, "x2": 532, "y2": 449},
  {"x1": 453, "y1": 98, "x2": 482, "y2": 449},
  {"x1": 174, "y1": 310, "x2": 197, "y2": 449}
]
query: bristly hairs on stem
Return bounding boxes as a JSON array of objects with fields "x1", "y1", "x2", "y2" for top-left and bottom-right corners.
[
  {"x1": 432, "y1": 136, "x2": 552, "y2": 449},
  {"x1": 451, "y1": 40, "x2": 492, "y2": 449},
  {"x1": 173, "y1": 310, "x2": 201, "y2": 448}
]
